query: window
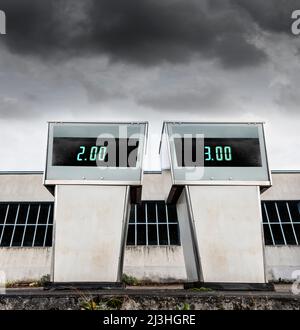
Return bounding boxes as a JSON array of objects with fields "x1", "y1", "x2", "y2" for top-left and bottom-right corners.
[
  {"x1": 0, "y1": 202, "x2": 54, "y2": 247},
  {"x1": 127, "y1": 201, "x2": 180, "y2": 246},
  {"x1": 262, "y1": 201, "x2": 300, "y2": 245}
]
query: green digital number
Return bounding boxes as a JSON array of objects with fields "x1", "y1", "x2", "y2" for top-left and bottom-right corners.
[
  {"x1": 224, "y1": 146, "x2": 232, "y2": 161},
  {"x1": 204, "y1": 146, "x2": 211, "y2": 161},
  {"x1": 90, "y1": 146, "x2": 98, "y2": 161},
  {"x1": 98, "y1": 146, "x2": 107, "y2": 161},
  {"x1": 77, "y1": 146, "x2": 85, "y2": 161},
  {"x1": 215, "y1": 146, "x2": 223, "y2": 161}
]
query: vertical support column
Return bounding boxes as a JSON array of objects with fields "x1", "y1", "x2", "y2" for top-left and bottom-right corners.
[
  {"x1": 178, "y1": 185, "x2": 272, "y2": 290},
  {"x1": 52, "y1": 185, "x2": 128, "y2": 285}
]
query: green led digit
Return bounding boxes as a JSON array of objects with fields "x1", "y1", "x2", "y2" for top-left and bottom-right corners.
[
  {"x1": 204, "y1": 146, "x2": 212, "y2": 161},
  {"x1": 98, "y1": 146, "x2": 107, "y2": 161},
  {"x1": 90, "y1": 146, "x2": 98, "y2": 161},
  {"x1": 215, "y1": 146, "x2": 223, "y2": 161},
  {"x1": 224, "y1": 146, "x2": 232, "y2": 161},
  {"x1": 77, "y1": 146, "x2": 85, "y2": 161}
]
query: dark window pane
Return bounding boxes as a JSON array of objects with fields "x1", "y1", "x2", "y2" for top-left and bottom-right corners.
[
  {"x1": 270, "y1": 224, "x2": 285, "y2": 244},
  {"x1": 28, "y1": 205, "x2": 39, "y2": 224},
  {"x1": 265, "y1": 202, "x2": 279, "y2": 222},
  {"x1": 169, "y1": 224, "x2": 180, "y2": 245},
  {"x1": 129, "y1": 205, "x2": 135, "y2": 223},
  {"x1": 0, "y1": 204, "x2": 8, "y2": 224},
  {"x1": 34, "y1": 226, "x2": 46, "y2": 246},
  {"x1": 147, "y1": 202, "x2": 157, "y2": 223},
  {"x1": 167, "y1": 205, "x2": 178, "y2": 223},
  {"x1": 11, "y1": 226, "x2": 25, "y2": 246},
  {"x1": 6, "y1": 204, "x2": 18, "y2": 224},
  {"x1": 49, "y1": 205, "x2": 54, "y2": 224},
  {"x1": 157, "y1": 202, "x2": 166, "y2": 223},
  {"x1": 136, "y1": 224, "x2": 146, "y2": 245},
  {"x1": 0, "y1": 225, "x2": 3, "y2": 240},
  {"x1": 45, "y1": 226, "x2": 53, "y2": 247},
  {"x1": 263, "y1": 224, "x2": 273, "y2": 245},
  {"x1": 282, "y1": 224, "x2": 297, "y2": 245},
  {"x1": 276, "y1": 202, "x2": 290, "y2": 222},
  {"x1": 158, "y1": 224, "x2": 168, "y2": 245},
  {"x1": 148, "y1": 224, "x2": 158, "y2": 245},
  {"x1": 17, "y1": 204, "x2": 29, "y2": 224},
  {"x1": 38, "y1": 204, "x2": 50, "y2": 224},
  {"x1": 1, "y1": 225, "x2": 14, "y2": 246},
  {"x1": 293, "y1": 224, "x2": 300, "y2": 243},
  {"x1": 23, "y1": 226, "x2": 35, "y2": 246},
  {"x1": 288, "y1": 202, "x2": 300, "y2": 222},
  {"x1": 126, "y1": 224, "x2": 135, "y2": 245},
  {"x1": 136, "y1": 204, "x2": 145, "y2": 223},
  {"x1": 261, "y1": 203, "x2": 267, "y2": 222}
]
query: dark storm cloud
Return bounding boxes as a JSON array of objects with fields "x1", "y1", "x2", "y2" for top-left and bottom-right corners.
[
  {"x1": 0, "y1": 0, "x2": 298, "y2": 67},
  {"x1": 0, "y1": 0, "x2": 282, "y2": 68},
  {"x1": 232, "y1": 0, "x2": 299, "y2": 34}
]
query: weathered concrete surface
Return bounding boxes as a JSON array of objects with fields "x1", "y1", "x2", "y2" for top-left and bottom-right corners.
[
  {"x1": 0, "y1": 289, "x2": 299, "y2": 310},
  {"x1": 53, "y1": 185, "x2": 127, "y2": 282},
  {"x1": 188, "y1": 186, "x2": 266, "y2": 283},
  {"x1": 265, "y1": 246, "x2": 300, "y2": 282},
  {"x1": 0, "y1": 247, "x2": 51, "y2": 282},
  {"x1": 124, "y1": 246, "x2": 186, "y2": 283},
  {"x1": 0, "y1": 173, "x2": 53, "y2": 202}
]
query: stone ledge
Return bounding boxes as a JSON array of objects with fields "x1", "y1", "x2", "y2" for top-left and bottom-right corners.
[{"x1": 0, "y1": 288, "x2": 299, "y2": 310}]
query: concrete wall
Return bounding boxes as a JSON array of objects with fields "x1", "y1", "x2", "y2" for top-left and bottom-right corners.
[
  {"x1": 0, "y1": 248, "x2": 51, "y2": 282},
  {"x1": 1, "y1": 245, "x2": 300, "y2": 284},
  {"x1": 0, "y1": 173, "x2": 53, "y2": 202},
  {"x1": 0, "y1": 171, "x2": 299, "y2": 283},
  {"x1": 141, "y1": 171, "x2": 172, "y2": 201},
  {"x1": 0, "y1": 246, "x2": 187, "y2": 283},
  {"x1": 123, "y1": 246, "x2": 186, "y2": 283},
  {"x1": 261, "y1": 172, "x2": 300, "y2": 200},
  {"x1": 265, "y1": 246, "x2": 300, "y2": 282},
  {"x1": 262, "y1": 172, "x2": 300, "y2": 281}
]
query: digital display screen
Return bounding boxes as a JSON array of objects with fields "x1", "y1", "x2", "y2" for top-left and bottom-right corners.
[
  {"x1": 52, "y1": 137, "x2": 139, "y2": 167},
  {"x1": 174, "y1": 138, "x2": 262, "y2": 167}
]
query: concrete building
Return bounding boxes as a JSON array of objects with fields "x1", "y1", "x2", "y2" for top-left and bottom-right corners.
[{"x1": 0, "y1": 170, "x2": 299, "y2": 283}]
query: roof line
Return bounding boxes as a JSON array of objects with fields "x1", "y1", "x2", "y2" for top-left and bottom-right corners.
[{"x1": 0, "y1": 170, "x2": 300, "y2": 175}]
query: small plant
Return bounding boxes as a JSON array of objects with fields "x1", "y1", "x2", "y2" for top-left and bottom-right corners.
[
  {"x1": 190, "y1": 287, "x2": 213, "y2": 292},
  {"x1": 122, "y1": 274, "x2": 139, "y2": 286},
  {"x1": 176, "y1": 303, "x2": 190, "y2": 310},
  {"x1": 39, "y1": 274, "x2": 50, "y2": 286},
  {"x1": 6, "y1": 280, "x2": 36, "y2": 288},
  {"x1": 80, "y1": 299, "x2": 105, "y2": 310},
  {"x1": 79, "y1": 291, "x2": 124, "y2": 311},
  {"x1": 106, "y1": 297, "x2": 123, "y2": 309},
  {"x1": 5, "y1": 274, "x2": 51, "y2": 288}
]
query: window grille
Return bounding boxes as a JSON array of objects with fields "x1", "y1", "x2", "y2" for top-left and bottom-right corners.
[
  {"x1": 262, "y1": 201, "x2": 300, "y2": 245},
  {"x1": 127, "y1": 201, "x2": 180, "y2": 246},
  {"x1": 0, "y1": 202, "x2": 53, "y2": 247}
]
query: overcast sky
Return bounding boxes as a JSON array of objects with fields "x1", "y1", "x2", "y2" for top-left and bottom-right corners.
[{"x1": 0, "y1": 0, "x2": 299, "y2": 171}]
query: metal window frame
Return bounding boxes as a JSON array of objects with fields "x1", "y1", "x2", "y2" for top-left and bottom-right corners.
[
  {"x1": 127, "y1": 201, "x2": 180, "y2": 246},
  {"x1": 262, "y1": 200, "x2": 300, "y2": 246},
  {"x1": 0, "y1": 202, "x2": 54, "y2": 248}
]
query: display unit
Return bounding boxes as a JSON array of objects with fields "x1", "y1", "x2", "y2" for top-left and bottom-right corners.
[
  {"x1": 44, "y1": 122, "x2": 147, "y2": 185},
  {"x1": 44, "y1": 122, "x2": 148, "y2": 287},
  {"x1": 160, "y1": 122, "x2": 273, "y2": 290},
  {"x1": 161, "y1": 122, "x2": 271, "y2": 186}
]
